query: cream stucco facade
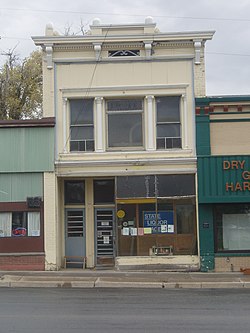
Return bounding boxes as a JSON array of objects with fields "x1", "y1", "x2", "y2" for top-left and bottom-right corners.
[{"x1": 33, "y1": 18, "x2": 214, "y2": 270}]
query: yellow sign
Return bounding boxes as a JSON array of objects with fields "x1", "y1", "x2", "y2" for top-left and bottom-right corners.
[{"x1": 117, "y1": 210, "x2": 125, "y2": 219}]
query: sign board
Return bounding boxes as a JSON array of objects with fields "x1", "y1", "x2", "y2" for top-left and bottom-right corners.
[{"x1": 143, "y1": 211, "x2": 174, "y2": 234}]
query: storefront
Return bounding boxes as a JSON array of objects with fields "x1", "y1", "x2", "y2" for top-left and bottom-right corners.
[
  {"x1": 62, "y1": 174, "x2": 198, "y2": 270},
  {"x1": 0, "y1": 118, "x2": 55, "y2": 270},
  {"x1": 198, "y1": 156, "x2": 250, "y2": 272},
  {"x1": 196, "y1": 96, "x2": 250, "y2": 272}
]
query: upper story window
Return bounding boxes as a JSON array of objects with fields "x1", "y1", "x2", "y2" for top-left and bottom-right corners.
[
  {"x1": 107, "y1": 99, "x2": 143, "y2": 149},
  {"x1": 69, "y1": 99, "x2": 94, "y2": 152},
  {"x1": 156, "y1": 96, "x2": 181, "y2": 149}
]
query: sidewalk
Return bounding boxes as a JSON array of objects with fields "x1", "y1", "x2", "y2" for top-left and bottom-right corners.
[{"x1": 1, "y1": 269, "x2": 250, "y2": 289}]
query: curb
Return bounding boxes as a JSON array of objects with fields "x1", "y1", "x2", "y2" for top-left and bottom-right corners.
[{"x1": 0, "y1": 281, "x2": 248, "y2": 289}]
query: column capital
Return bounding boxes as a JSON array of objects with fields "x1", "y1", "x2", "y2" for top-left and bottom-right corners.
[
  {"x1": 146, "y1": 95, "x2": 155, "y2": 101},
  {"x1": 95, "y1": 97, "x2": 103, "y2": 104}
]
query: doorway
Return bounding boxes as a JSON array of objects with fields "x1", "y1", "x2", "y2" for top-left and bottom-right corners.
[
  {"x1": 95, "y1": 208, "x2": 115, "y2": 266},
  {"x1": 65, "y1": 208, "x2": 86, "y2": 258}
]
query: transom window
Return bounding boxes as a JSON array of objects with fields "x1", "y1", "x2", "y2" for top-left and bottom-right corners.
[
  {"x1": 156, "y1": 96, "x2": 181, "y2": 149},
  {"x1": 64, "y1": 180, "x2": 85, "y2": 205},
  {"x1": 69, "y1": 99, "x2": 94, "y2": 152},
  {"x1": 107, "y1": 99, "x2": 143, "y2": 149}
]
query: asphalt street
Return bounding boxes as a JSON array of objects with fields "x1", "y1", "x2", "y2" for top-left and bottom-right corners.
[{"x1": 0, "y1": 288, "x2": 250, "y2": 332}]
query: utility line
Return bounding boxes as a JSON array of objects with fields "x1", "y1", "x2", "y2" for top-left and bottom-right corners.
[
  {"x1": 0, "y1": 7, "x2": 250, "y2": 23},
  {"x1": 207, "y1": 52, "x2": 250, "y2": 57}
]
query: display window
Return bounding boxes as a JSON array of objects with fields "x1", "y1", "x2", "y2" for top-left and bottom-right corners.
[
  {"x1": 215, "y1": 204, "x2": 250, "y2": 252},
  {"x1": 117, "y1": 198, "x2": 197, "y2": 256},
  {"x1": 0, "y1": 211, "x2": 40, "y2": 238}
]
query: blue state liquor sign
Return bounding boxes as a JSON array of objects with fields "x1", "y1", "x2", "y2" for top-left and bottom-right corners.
[{"x1": 143, "y1": 211, "x2": 174, "y2": 234}]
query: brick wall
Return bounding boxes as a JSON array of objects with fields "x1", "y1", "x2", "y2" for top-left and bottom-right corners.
[
  {"x1": 0, "y1": 255, "x2": 45, "y2": 271},
  {"x1": 215, "y1": 257, "x2": 250, "y2": 272},
  {"x1": 194, "y1": 55, "x2": 206, "y2": 97}
]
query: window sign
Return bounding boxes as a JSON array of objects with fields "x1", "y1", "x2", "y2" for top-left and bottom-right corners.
[{"x1": 143, "y1": 211, "x2": 174, "y2": 234}]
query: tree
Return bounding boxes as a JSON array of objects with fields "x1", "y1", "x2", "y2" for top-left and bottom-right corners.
[{"x1": 0, "y1": 49, "x2": 43, "y2": 120}]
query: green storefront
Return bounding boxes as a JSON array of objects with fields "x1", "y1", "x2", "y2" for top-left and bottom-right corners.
[
  {"x1": 0, "y1": 118, "x2": 55, "y2": 270},
  {"x1": 196, "y1": 97, "x2": 250, "y2": 272}
]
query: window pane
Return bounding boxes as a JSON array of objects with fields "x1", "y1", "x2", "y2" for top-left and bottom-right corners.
[
  {"x1": 108, "y1": 114, "x2": 142, "y2": 147},
  {"x1": 12, "y1": 212, "x2": 27, "y2": 237},
  {"x1": 65, "y1": 181, "x2": 85, "y2": 205},
  {"x1": 157, "y1": 124, "x2": 180, "y2": 138},
  {"x1": 222, "y1": 214, "x2": 250, "y2": 250},
  {"x1": 156, "y1": 96, "x2": 180, "y2": 122},
  {"x1": 70, "y1": 99, "x2": 93, "y2": 125},
  {"x1": 177, "y1": 205, "x2": 195, "y2": 234},
  {"x1": 156, "y1": 138, "x2": 165, "y2": 150},
  {"x1": 172, "y1": 138, "x2": 182, "y2": 148},
  {"x1": 71, "y1": 126, "x2": 94, "y2": 140},
  {"x1": 86, "y1": 140, "x2": 95, "y2": 151},
  {"x1": 70, "y1": 141, "x2": 79, "y2": 152},
  {"x1": 94, "y1": 179, "x2": 115, "y2": 204},
  {"x1": 28, "y1": 212, "x2": 40, "y2": 237},
  {"x1": 117, "y1": 175, "x2": 155, "y2": 198},
  {"x1": 0, "y1": 213, "x2": 11, "y2": 237},
  {"x1": 215, "y1": 204, "x2": 250, "y2": 252},
  {"x1": 107, "y1": 99, "x2": 142, "y2": 111}
]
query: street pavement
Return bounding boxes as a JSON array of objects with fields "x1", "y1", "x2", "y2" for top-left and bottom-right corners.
[{"x1": 1, "y1": 269, "x2": 250, "y2": 288}]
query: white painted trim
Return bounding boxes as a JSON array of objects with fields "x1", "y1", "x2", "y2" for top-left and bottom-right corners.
[
  {"x1": 194, "y1": 39, "x2": 202, "y2": 65},
  {"x1": 144, "y1": 42, "x2": 152, "y2": 59},
  {"x1": 145, "y1": 96, "x2": 155, "y2": 151},
  {"x1": 32, "y1": 30, "x2": 215, "y2": 45},
  {"x1": 62, "y1": 98, "x2": 68, "y2": 153},
  {"x1": 182, "y1": 94, "x2": 188, "y2": 149},
  {"x1": 93, "y1": 43, "x2": 102, "y2": 61},
  {"x1": 55, "y1": 156, "x2": 196, "y2": 167},
  {"x1": 61, "y1": 84, "x2": 188, "y2": 95},
  {"x1": 94, "y1": 97, "x2": 105, "y2": 152},
  {"x1": 56, "y1": 168, "x2": 197, "y2": 177},
  {"x1": 45, "y1": 44, "x2": 53, "y2": 69},
  {"x1": 53, "y1": 55, "x2": 195, "y2": 64}
]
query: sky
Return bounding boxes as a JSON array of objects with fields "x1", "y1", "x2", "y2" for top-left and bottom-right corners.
[{"x1": 0, "y1": 0, "x2": 250, "y2": 96}]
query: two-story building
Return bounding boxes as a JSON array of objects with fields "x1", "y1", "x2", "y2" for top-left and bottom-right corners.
[
  {"x1": 33, "y1": 17, "x2": 214, "y2": 270},
  {"x1": 196, "y1": 96, "x2": 250, "y2": 272}
]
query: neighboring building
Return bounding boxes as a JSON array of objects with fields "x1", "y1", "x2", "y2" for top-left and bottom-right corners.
[
  {"x1": 32, "y1": 18, "x2": 214, "y2": 270},
  {"x1": 196, "y1": 96, "x2": 250, "y2": 272},
  {"x1": 0, "y1": 118, "x2": 55, "y2": 270}
]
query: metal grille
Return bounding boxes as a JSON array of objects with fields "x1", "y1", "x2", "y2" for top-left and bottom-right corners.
[
  {"x1": 96, "y1": 209, "x2": 114, "y2": 257},
  {"x1": 108, "y1": 50, "x2": 140, "y2": 57},
  {"x1": 67, "y1": 210, "x2": 84, "y2": 237}
]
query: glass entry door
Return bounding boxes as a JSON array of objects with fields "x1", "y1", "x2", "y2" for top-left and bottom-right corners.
[
  {"x1": 95, "y1": 208, "x2": 115, "y2": 266},
  {"x1": 65, "y1": 209, "x2": 85, "y2": 257}
]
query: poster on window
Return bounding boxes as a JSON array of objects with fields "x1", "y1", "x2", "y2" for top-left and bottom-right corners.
[{"x1": 143, "y1": 211, "x2": 174, "y2": 234}]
